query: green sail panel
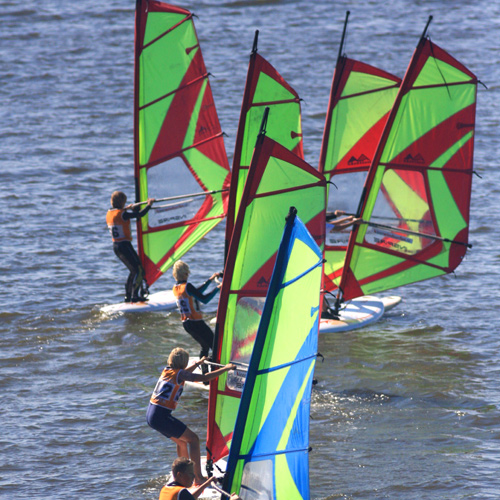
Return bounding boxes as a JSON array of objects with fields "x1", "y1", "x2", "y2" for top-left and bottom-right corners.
[
  {"x1": 134, "y1": 1, "x2": 230, "y2": 287},
  {"x1": 339, "y1": 38, "x2": 477, "y2": 301},
  {"x1": 225, "y1": 43, "x2": 304, "y2": 256},
  {"x1": 206, "y1": 132, "x2": 326, "y2": 463},
  {"x1": 224, "y1": 209, "x2": 322, "y2": 500},
  {"x1": 318, "y1": 57, "x2": 401, "y2": 292}
]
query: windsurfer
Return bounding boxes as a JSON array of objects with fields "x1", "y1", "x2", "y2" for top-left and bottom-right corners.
[
  {"x1": 159, "y1": 457, "x2": 216, "y2": 500},
  {"x1": 159, "y1": 457, "x2": 242, "y2": 500},
  {"x1": 106, "y1": 190, "x2": 155, "y2": 302},
  {"x1": 172, "y1": 261, "x2": 222, "y2": 368},
  {"x1": 147, "y1": 348, "x2": 235, "y2": 486}
]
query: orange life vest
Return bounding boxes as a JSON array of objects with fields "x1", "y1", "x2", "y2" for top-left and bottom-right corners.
[
  {"x1": 106, "y1": 209, "x2": 132, "y2": 242},
  {"x1": 172, "y1": 283, "x2": 203, "y2": 321},
  {"x1": 159, "y1": 485, "x2": 185, "y2": 500},
  {"x1": 150, "y1": 367, "x2": 185, "y2": 410}
]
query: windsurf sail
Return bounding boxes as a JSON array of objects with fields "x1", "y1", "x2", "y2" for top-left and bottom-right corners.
[
  {"x1": 134, "y1": 0, "x2": 230, "y2": 287},
  {"x1": 206, "y1": 111, "x2": 326, "y2": 464},
  {"x1": 319, "y1": 12, "x2": 401, "y2": 293},
  {"x1": 223, "y1": 207, "x2": 322, "y2": 500},
  {"x1": 338, "y1": 18, "x2": 478, "y2": 301},
  {"x1": 225, "y1": 31, "x2": 304, "y2": 257}
]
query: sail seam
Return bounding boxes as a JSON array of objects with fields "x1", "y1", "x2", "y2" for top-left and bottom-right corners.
[
  {"x1": 338, "y1": 83, "x2": 400, "y2": 100},
  {"x1": 253, "y1": 181, "x2": 325, "y2": 199},
  {"x1": 139, "y1": 73, "x2": 208, "y2": 111}
]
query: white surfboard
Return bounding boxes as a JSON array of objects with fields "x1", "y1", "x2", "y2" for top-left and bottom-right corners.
[
  {"x1": 100, "y1": 289, "x2": 177, "y2": 314},
  {"x1": 319, "y1": 295, "x2": 401, "y2": 334}
]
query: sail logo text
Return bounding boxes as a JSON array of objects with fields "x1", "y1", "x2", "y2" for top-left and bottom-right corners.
[
  {"x1": 404, "y1": 153, "x2": 425, "y2": 164},
  {"x1": 347, "y1": 154, "x2": 371, "y2": 165},
  {"x1": 257, "y1": 276, "x2": 269, "y2": 288}
]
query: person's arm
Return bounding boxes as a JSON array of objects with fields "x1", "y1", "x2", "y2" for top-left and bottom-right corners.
[
  {"x1": 184, "y1": 357, "x2": 208, "y2": 373},
  {"x1": 325, "y1": 209, "x2": 346, "y2": 222},
  {"x1": 329, "y1": 216, "x2": 362, "y2": 231},
  {"x1": 186, "y1": 282, "x2": 219, "y2": 305},
  {"x1": 179, "y1": 363, "x2": 236, "y2": 384},
  {"x1": 188, "y1": 476, "x2": 217, "y2": 498},
  {"x1": 123, "y1": 198, "x2": 155, "y2": 220}
]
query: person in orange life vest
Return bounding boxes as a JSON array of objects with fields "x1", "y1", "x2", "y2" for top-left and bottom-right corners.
[
  {"x1": 159, "y1": 457, "x2": 216, "y2": 500},
  {"x1": 147, "y1": 348, "x2": 235, "y2": 485},
  {"x1": 159, "y1": 457, "x2": 243, "y2": 500},
  {"x1": 172, "y1": 261, "x2": 222, "y2": 366},
  {"x1": 106, "y1": 190, "x2": 155, "y2": 302}
]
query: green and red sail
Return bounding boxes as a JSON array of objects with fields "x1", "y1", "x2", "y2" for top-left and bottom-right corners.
[
  {"x1": 134, "y1": 0, "x2": 230, "y2": 287},
  {"x1": 206, "y1": 114, "x2": 326, "y2": 463},
  {"x1": 225, "y1": 32, "x2": 304, "y2": 254},
  {"x1": 338, "y1": 35, "x2": 477, "y2": 300},
  {"x1": 319, "y1": 54, "x2": 401, "y2": 292}
]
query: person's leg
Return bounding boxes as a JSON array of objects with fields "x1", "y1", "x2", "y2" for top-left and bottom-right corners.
[
  {"x1": 173, "y1": 427, "x2": 204, "y2": 483},
  {"x1": 114, "y1": 242, "x2": 138, "y2": 301},
  {"x1": 182, "y1": 320, "x2": 214, "y2": 361}
]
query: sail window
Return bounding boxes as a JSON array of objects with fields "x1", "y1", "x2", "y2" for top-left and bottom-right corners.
[
  {"x1": 364, "y1": 168, "x2": 436, "y2": 255},
  {"x1": 146, "y1": 156, "x2": 205, "y2": 228}
]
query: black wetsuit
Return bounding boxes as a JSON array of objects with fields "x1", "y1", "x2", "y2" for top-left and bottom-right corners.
[{"x1": 112, "y1": 205, "x2": 151, "y2": 301}]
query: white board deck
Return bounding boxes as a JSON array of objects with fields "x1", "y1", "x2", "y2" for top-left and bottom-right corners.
[
  {"x1": 319, "y1": 295, "x2": 401, "y2": 334},
  {"x1": 100, "y1": 290, "x2": 177, "y2": 314}
]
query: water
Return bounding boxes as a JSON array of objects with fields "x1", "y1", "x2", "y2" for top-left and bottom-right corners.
[{"x1": 1, "y1": 0, "x2": 499, "y2": 498}]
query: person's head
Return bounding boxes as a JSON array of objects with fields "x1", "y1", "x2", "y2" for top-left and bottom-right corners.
[
  {"x1": 173, "y1": 260, "x2": 190, "y2": 281},
  {"x1": 171, "y1": 457, "x2": 195, "y2": 487},
  {"x1": 111, "y1": 191, "x2": 127, "y2": 209},
  {"x1": 168, "y1": 347, "x2": 189, "y2": 370}
]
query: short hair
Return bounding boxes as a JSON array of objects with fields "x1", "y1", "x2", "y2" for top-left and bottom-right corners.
[
  {"x1": 111, "y1": 191, "x2": 127, "y2": 209},
  {"x1": 173, "y1": 260, "x2": 190, "y2": 281},
  {"x1": 168, "y1": 348, "x2": 189, "y2": 369},
  {"x1": 172, "y1": 457, "x2": 194, "y2": 478}
]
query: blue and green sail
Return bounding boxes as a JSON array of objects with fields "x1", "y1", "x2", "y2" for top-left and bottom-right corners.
[
  {"x1": 223, "y1": 208, "x2": 322, "y2": 500},
  {"x1": 134, "y1": 1, "x2": 230, "y2": 287},
  {"x1": 339, "y1": 30, "x2": 477, "y2": 300},
  {"x1": 206, "y1": 112, "x2": 326, "y2": 463}
]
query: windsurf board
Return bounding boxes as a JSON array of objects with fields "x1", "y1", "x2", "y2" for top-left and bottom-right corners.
[
  {"x1": 319, "y1": 295, "x2": 401, "y2": 334},
  {"x1": 100, "y1": 290, "x2": 177, "y2": 314}
]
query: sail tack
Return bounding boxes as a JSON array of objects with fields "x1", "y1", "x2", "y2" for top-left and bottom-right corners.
[
  {"x1": 339, "y1": 37, "x2": 477, "y2": 300},
  {"x1": 223, "y1": 209, "x2": 322, "y2": 500},
  {"x1": 134, "y1": 1, "x2": 230, "y2": 287},
  {"x1": 207, "y1": 129, "x2": 326, "y2": 463}
]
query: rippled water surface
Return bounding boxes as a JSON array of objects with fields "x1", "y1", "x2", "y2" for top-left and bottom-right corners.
[{"x1": 1, "y1": 0, "x2": 499, "y2": 498}]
